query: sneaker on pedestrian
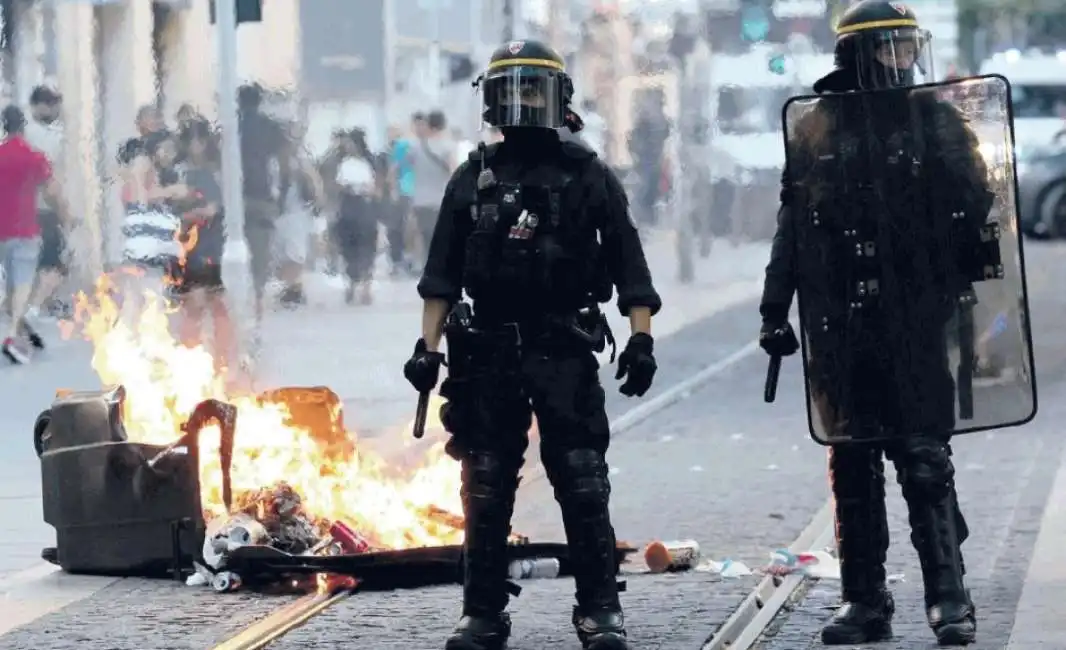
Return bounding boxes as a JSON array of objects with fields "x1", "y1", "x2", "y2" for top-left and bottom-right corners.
[
  {"x1": 20, "y1": 308, "x2": 45, "y2": 350},
  {"x1": 2, "y1": 337, "x2": 30, "y2": 364}
]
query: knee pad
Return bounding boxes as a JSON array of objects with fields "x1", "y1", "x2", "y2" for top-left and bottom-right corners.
[
  {"x1": 894, "y1": 439, "x2": 954, "y2": 501},
  {"x1": 543, "y1": 449, "x2": 611, "y2": 512},
  {"x1": 461, "y1": 452, "x2": 520, "y2": 505}
]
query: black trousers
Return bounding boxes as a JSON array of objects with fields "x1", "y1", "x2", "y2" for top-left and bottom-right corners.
[
  {"x1": 439, "y1": 339, "x2": 621, "y2": 617},
  {"x1": 830, "y1": 435, "x2": 970, "y2": 608},
  {"x1": 331, "y1": 193, "x2": 378, "y2": 283}
]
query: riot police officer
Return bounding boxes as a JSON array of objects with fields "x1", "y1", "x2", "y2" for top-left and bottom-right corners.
[
  {"x1": 758, "y1": 1, "x2": 1021, "y2": 646},
  {"x1": 403, "y1": 40, "x2": 661, "y2": 650}
]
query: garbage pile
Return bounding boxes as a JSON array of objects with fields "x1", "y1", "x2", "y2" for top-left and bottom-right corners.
[{"x1": 189, "y1": 481, "x2": 377, "y2": 592}]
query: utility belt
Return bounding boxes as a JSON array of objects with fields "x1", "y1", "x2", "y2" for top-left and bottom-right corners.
[{"x1": 444, "y1": 302, "x2": 616, "y2": 363}]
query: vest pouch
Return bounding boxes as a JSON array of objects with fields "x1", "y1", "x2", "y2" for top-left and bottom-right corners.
[
  {"x1": 462, "y1": 204, "x2": 501, "y2": 299},
  {"x1": 540, "y1": 236, "x2": 586, "y2": 306},
  {"x1": 498, "y1": 237, "x2": 542, "y2": 297}
]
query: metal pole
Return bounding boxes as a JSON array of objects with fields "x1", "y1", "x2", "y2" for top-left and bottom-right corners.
[
  {"x1": 510, "y1": 0, "x2": 522, "y2": 40},
  {"x1": 383, "y1": 0, "x2": 396, "y2": 115},
  {"x1": 429, "y1": 1, "x2": 442, "y2": 105},
  {"x1": 215, "y1": 0, "x2": 246, "y2": 252}
]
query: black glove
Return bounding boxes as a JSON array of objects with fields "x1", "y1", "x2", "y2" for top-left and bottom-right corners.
[
  {"x1": 759, "y1": 321, "x2": 799, "y2": 357},
  {"x1": 615, "y1": 333, "x2": 656, "y2": 397},
  {"x1": 403, "y1": 338, "x2": 446, "y2": 392}
]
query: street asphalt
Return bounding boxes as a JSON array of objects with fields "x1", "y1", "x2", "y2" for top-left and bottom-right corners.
[{"x1": 1, "y1": 240, "x2": 1064, "y2": 649}]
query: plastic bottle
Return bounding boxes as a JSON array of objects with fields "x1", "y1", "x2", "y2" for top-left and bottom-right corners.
[
  {"x1": 211, "y1": 571, "x2": 243, "y2": 593},
  {"x1": 508, "y1": 558, "x2": 561, "y2": 580}
]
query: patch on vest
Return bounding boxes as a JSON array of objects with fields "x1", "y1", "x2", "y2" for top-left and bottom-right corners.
[
  {"x1": 507, "y1": 41, "x2": 525, "y2": 56},
  {"x1": 508, "y1": 209, "x2": 539, "y2": 240}
]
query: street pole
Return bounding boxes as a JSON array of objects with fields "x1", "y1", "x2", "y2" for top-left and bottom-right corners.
[
  {"x1": 215, "y1": 0, "x2": 246, "y2": 257},
  {"x1": 429, "y1": 1, "x2": 443, "y2": 105},
  {"x1": 546, "y1": 0, "x2": 563, "y2": 52},
  {"x1": 384, "y1": 0, "x2": 396, "y2": 116}
]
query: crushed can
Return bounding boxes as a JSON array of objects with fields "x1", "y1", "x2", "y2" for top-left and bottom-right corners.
[
  {"x1": 329, "y1": 521, "x2": 371, "y2": 554},
  {"x1": 211, "y1": 571, "x2": 243, "y2": 593},
  {"x1": 508, "y1": 558, "x2": 560, "y2": 580},
  {"x1": 644, "y1": 539, "x2": 701, "y2": 574}
]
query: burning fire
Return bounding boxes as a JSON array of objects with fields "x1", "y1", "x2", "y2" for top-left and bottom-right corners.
[{"x1": 64, "y1": 276, "x2": 463, "y2": 550}]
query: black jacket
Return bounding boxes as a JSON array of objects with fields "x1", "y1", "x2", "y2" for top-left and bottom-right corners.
[{"x1": 418, "y1": 134, "x2": 661, "y2": 318}]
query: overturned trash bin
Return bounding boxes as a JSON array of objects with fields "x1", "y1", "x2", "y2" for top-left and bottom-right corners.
[{"x1": 37, "y1": 386, "x2": 236, "y2": 577}]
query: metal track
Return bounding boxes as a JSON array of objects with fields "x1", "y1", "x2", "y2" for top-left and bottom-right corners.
[
  {"x1": 211, "y1": 586, "x2": 356, "y2": 650},
  {"x1": 701, "y1": 501, "x2": 835, "y2": 650}
]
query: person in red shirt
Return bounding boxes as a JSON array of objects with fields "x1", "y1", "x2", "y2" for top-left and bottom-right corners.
[{"x1": 0, "y1": 105, "x2": 67, "y2": 364}]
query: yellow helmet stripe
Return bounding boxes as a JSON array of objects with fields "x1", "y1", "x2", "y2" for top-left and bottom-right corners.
[
  {"x1": 836, "y1": 18, "x2": 918, "y2": 35},
  {"x1": 487, "y1": 57, "x2": 565, "y2": 71}
]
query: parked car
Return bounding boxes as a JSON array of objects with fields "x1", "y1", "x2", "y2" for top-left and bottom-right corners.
[{"x1": 1016, "y1": 138, "x2": 1066, "y2": 238}]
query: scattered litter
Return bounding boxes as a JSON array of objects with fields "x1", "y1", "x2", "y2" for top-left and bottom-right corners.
[
  {"x1": 791, "y1": 445, "x2": 799, "y2": 452},
  {"x1": 203, "y1": 513, "x2": 269, "y2": 570},
  {"x1": 211, "y1": 571, "x2": 243, "y2": 593},
  {"x1": 660, "y1": 434, "x2": 674, "y2": 442},
  {"x1": 768, "y1": 512, "x2": 785, "y2": 520},
  {"x1": 764, "y1": 549, "x2": 840, "y2": 580},
  {"x1": 645, "y1": 540, "x2": 701, "y2": 573},
  {"x1": 766, "y1": 464, "x2": 779, "y2": 471},
  {"x1": 716, "y1": 559, "x2": 753, "y2": 578},
  {"x1": 609, "y1": 467, "x2": 622, "y2": 476},
  {"x1": 690, "y1": 465, "x2": 704, "y2": 472},
  {"x1": 964, "y1": 463, "x2": 985, "y2": 471},
  {"x1": 508, "y1": 558, "x2": 560, "y2": 580},
  {"x1": 887, "y1": 573, "x2": 905, "y2": 584},
  {"x1": 730, "y1": 433, "x2": 744, "y2": 441}
]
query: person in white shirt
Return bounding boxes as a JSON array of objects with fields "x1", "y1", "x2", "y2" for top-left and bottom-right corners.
[
  {"x1": 451, "y1": 127, "x2": 475, "y2": 168},
  {"x1": 578, "y1": 100, "x2": 607, "y2": 157},
  {"x1": 22, "y1": 86, "x2": 68, "y2": 320}
]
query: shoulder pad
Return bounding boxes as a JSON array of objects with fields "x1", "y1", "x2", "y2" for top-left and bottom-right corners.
[
  {"x1": 560, "y1": 140, "x2": 597, "y2": 161},
  {"x1": 467, "y1": 143, "x2": 502, "y2": 164}
]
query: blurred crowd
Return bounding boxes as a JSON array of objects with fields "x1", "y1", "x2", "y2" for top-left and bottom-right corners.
[{"x1": 0, "y1": 79, "x2": 500, "y2": 367}]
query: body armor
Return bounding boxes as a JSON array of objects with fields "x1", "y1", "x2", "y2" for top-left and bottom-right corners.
[{"x1": 461, "y1": 146, "x2": 609, "y2": 315}]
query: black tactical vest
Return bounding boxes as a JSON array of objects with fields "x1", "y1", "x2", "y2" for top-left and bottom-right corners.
[{"x1": 461, "y1": 145, "x2": 604, "y2": 314}]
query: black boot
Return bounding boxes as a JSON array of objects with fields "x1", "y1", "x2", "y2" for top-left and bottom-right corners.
[
  {"x1": 445, "y1": 453, "x2": 520, "y2": 650},
  {"x1": 908, "y1": 488, "x2": 976, "y2": 646},
  {"x1": 894, "y1": 437, "x2": 976, "y2": 646},
  {"x1": 821, "y1": 446, "x2": 894, "y2": 645},
  {"x1": 547, "y1": 449, "x2": 629, "y2": 650}
]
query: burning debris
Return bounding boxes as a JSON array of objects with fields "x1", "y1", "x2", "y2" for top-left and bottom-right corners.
[
  {"x1": 37, "y1": 283, "x2": 641, "y2": 596},
  {"x1": 232, "y1": 483, "x2": 321, "y2": 555}
]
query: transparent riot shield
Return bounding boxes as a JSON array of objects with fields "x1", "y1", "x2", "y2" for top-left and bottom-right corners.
[{"x1": 780, "y1": 74, "x2": 1036, "y2": 445}]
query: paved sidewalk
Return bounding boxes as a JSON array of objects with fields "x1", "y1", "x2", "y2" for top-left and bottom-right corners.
[{"x1": 1007, "y1": 439, "x2": 1066, "y2": 649}]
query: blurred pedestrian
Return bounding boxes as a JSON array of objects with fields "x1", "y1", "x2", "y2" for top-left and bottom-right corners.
[
  {"x1": 172, "y1": 119, "x2": 234, "y2": 366},
  {"x1": 321, "y1": 128, "x2": 379, "y2": 305},
  {"x1": 0, "y1": 105, "x2": 70, "y2": 364},
  {"x1": 238, "y1": 83, "x2": 290, "y2": 325},
  {"x1": 274, "y1": 119, "x2": 324, "y2": 308},
  {"x1": 24, "y1": 85, "x2": 69, "y2": 319},
  {"x1": 387, "y1": 124, "x2": 416, "y2": 276},
  {"x1": 408, "y1": 110, "x2": 455, "y2": 268}
]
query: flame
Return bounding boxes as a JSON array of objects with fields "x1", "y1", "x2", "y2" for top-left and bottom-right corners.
[{"x1": 66, "y1": 275, "x2": 463, "y2": 550}]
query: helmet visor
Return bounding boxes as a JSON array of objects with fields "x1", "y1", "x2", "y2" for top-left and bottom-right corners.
[
  {"x1": 851, "y1": 28, "x2": 935, "y2": 89},
  {"x1": 481, "y1": 66, "x2": 564, "y2": 129}
]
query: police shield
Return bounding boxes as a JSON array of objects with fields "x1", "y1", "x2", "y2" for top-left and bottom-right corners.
[{"x1": 781, "y1": 74, "x2": 1036, "y2": 445}]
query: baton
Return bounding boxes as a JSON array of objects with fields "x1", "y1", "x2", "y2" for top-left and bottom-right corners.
[
  {"x1": 764, "y1": 355, "x2": 782, "y2": 403},
  {"x1": 412, "y1": 391, "x2": 430, "y2": 439}
]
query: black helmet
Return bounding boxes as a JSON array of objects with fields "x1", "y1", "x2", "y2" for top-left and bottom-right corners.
[
  {"x1": 479, "y1": 39, "x2": 574, "y2": 130},
  {"x1": 834, "y1": 1, "x2": 933, "y2": 89}
]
